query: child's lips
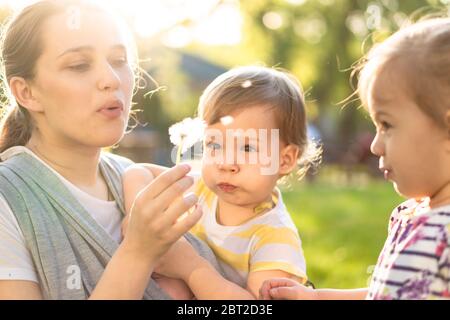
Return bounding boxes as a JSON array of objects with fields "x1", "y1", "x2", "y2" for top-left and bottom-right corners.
[{"x1": 217, "y1": 183, "x2": 237, "y2": 193}]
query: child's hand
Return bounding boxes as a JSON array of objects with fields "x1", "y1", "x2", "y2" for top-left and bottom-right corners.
[{"x1": 259, "y1": 278, "x2": 318, "y2": 300}]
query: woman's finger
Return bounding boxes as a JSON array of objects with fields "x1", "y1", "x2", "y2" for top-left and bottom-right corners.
[
  {"x1": 158, "y1": 192, "x2": 198, "y2": 229},
  {"x1": 169, "y1": 205, "x2": 203, "y2": 240},
  {"x1": 139, "y1": 164, "x2": 192, "y2": 201},
  {"x1": 148, "y1": 176, "x2": 195, "y2": 213}
]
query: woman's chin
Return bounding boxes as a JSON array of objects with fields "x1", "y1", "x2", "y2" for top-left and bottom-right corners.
[{"x1": 88, "y1": 130, "x2": 126, "y2": 148}]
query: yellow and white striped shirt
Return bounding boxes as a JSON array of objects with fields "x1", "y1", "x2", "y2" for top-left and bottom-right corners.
[{"x1": 191, "y1": 179, "x2": 307, "y2": 287}]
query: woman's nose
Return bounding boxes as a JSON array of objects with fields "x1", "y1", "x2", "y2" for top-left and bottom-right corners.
[
  {"x1": 370, "y1": 132, "x2": 384, "y2": 157},
  {"x1": 97, "y1": 61, "x2": 121, "y2": 91}
]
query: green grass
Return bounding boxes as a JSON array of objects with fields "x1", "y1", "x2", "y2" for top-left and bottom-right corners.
[{"x1": 281, "y1": 179, "x2": 403, "y2": 289}]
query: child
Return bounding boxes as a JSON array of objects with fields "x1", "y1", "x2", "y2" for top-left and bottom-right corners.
[
  {"x1": 122, "y1": 66, "x2": 320, "y2": 298},
  {"x1": 260, "y1": 18, "x2": 450, "y2": 300}
]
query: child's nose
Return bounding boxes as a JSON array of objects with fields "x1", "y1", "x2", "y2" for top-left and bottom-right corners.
[
  {"x1": 218, "y1": 162, "x2": 240, "y2": 174},
  {"x1": 370, "y1": 132, "x2": 384, "y2": 157}
]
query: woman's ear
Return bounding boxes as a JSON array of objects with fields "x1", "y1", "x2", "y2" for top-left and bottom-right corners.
[
  {"x1": 279, "y1": 144, "x2": 300, "y2": 176},
  {"x1": 9, "y1": 76, "x2": 43, "y2": 112}
]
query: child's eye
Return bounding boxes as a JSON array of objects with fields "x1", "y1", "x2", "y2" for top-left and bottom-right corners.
[
  {"x1": 379, "y1": 121, "x2": 392, "y2": 132},
  {"x1": 242, "y1": 144, "x2": 257, "y2": 152},
  {"x1": 206, "y1": 142, "x2": 221, "y2": 150}
]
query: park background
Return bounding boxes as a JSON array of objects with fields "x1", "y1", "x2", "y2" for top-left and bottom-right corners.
[{"x1": 1, "y1": 0, "x2": 448, "y2": 289}]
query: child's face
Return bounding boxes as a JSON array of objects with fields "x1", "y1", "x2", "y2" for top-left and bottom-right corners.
[
  {"x1": 201, "y1": 106, "x2": 297, "y2": 208},
  {"x1": 368, "y1": 69, "x2": 450, "y2": 204}
]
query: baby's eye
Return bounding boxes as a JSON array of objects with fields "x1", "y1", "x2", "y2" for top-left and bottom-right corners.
[
  {"x1": 242, "y1": 144, "x2": 257, "y2": 152},
  {"x1": 206, "y1": 142, "x2": 221, "y2": 150}
]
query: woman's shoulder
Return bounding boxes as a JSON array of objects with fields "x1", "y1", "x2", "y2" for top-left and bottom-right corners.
[{"x1": 101, "y1": 151, "x2": 135, "y2": 172}]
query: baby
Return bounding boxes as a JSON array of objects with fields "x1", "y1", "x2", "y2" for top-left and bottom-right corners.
[{"x1": 122, "y1": 66, "x2": 320, "y2": 298}]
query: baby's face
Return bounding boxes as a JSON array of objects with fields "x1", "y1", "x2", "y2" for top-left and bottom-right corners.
[{"x1": 201, "y1": 105, "x2": 285, "y2": 208}]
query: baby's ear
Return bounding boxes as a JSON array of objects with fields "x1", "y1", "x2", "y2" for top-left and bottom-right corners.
[{"x1": 279, "y1": 144, "x2": 300, "y2": 176}]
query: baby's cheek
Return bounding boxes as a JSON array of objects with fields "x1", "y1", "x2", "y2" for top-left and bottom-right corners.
[{"x1": 201, "y1": 165, "x2": 216, "y2": 187}]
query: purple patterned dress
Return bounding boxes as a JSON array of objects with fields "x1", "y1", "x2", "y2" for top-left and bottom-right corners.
[{"x1": 367, "y1": 199, "x2": 450, "y2": 300}]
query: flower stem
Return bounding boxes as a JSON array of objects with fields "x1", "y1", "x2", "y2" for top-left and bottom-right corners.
[{"x1": 176, "y1": 136, "x2": 185, "y2": 164}]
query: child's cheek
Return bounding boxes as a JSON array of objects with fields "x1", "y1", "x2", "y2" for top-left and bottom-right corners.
[{"x1": 201, "y1": 164, "x2": 216, "y2": 190}]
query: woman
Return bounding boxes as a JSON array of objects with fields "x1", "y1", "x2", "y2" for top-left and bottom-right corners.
[{"x1": 0, "y1": 0, "x2": 222, "y2": 300}]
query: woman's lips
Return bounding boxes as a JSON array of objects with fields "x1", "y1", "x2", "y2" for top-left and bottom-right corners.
[
  {"x1": 98, "y1": 101, "x2": 124, "y2": 119},
  {"x1": 217, "y1": 183, "x2": 237, "y2": 193}
]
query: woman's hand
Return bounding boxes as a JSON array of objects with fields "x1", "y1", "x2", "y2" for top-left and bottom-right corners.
[
  {"x1": 259, "y1": 278, "x2": 318, "y2": 300},
  {"x1": 120, "y1": 164, "x2": 202, "y2": 264}
]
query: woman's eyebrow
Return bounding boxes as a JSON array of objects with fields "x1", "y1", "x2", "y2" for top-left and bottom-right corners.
[
  {"x1": 57, "y1": 46, "x2": 93, "y2": 58},
  {"x1": 57, "y1": 44, "x2": 127, "y2": 58}
]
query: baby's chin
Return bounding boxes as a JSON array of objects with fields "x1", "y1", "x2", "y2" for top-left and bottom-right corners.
[{"x1": 215, "y1": 188, "x2": 267, "y2": 208}]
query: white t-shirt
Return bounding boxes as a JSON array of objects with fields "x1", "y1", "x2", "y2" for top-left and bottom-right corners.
[{"x1": 0, "y1": 146, "x2": 124, "y2": 283}]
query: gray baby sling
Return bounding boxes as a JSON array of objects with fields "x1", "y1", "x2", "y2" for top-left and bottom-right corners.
[{"x1": 0, "y1": 151, "x2": 221, "y2": 300}]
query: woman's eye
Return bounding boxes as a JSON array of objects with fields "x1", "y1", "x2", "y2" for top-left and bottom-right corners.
[
  {"x1": 111, "y1": 58, "x2": 128, "y2": 68},
  {"x1": 68, "y1": 63, "x2": 90, "y2": 72}
]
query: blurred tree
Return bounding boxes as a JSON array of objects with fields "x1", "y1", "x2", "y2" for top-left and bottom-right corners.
[{"x1": 0, "y1": 0, "x2": 448, "y2": 165}]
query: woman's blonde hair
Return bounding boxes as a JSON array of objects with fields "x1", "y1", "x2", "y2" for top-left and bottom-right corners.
[
  {"x1": 198, "y1": 66, "x2": 322, "y2": 179},
  {"x1": 0, "y1": 0, "x2": 139, "y2": 153},
  {"x1": 357, "y1": 18, "x2": 450, "y2": 128}
]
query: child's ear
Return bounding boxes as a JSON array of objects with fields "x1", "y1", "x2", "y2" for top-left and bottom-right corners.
[
  {"x1": 279, "y1": 144, "x2": 300, "y2": 176},
  {"x1": 9, "y1": 77, "x2": 43, "y2": 113}
]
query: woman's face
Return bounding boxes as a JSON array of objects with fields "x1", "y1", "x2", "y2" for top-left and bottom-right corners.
[{"x1": 29, "y1": 9, "x2": 135, "y2": 148}]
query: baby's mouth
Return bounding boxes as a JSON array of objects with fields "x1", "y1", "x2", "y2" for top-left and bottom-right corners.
[{"x1": 217, "y1": 183, "x2": 237, "y2": 193}]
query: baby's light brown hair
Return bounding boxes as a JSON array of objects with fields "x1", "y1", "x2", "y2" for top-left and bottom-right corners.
[
  {"x1": 198, "y1": 66, "x2": 321, "y2": 179},
  {"x1": 357, "y1": 18, "x2": 450, "y2": 128}
]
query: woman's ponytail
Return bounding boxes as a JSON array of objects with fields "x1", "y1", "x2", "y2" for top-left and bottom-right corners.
[{"x1": 0, "y1": 105, "x2": 33, "y2": 153}]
